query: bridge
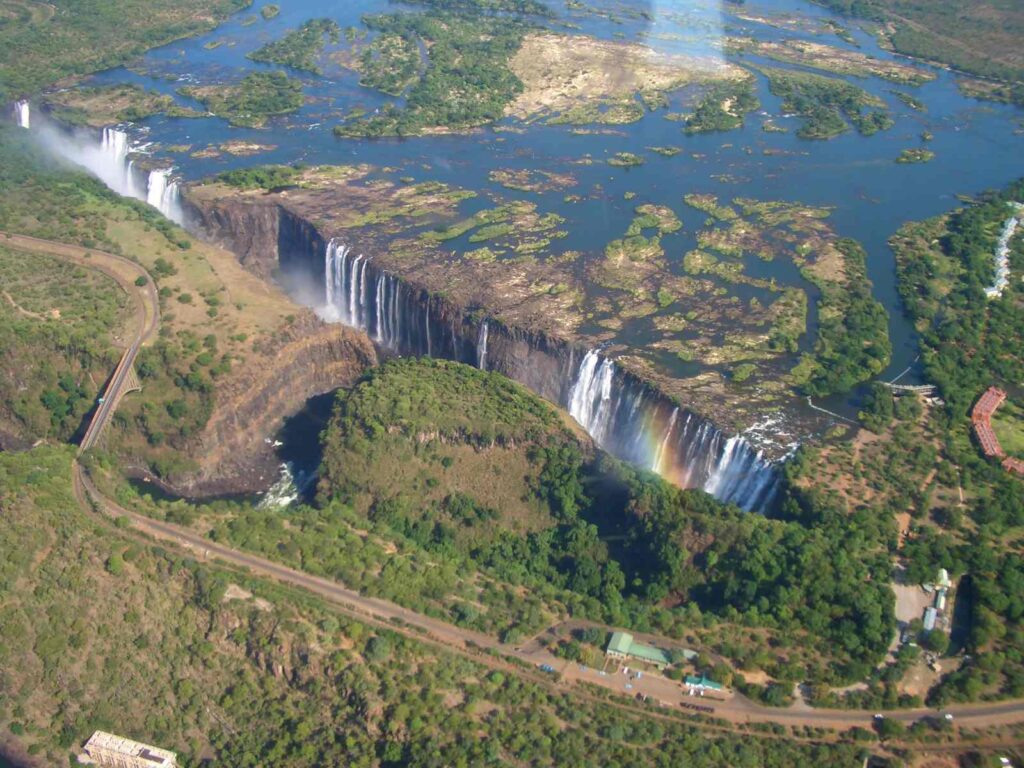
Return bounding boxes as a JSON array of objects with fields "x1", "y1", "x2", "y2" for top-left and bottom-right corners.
[
  {"x1": 79, "y1": 346, "x2": 144, "y2": 452},
  {"x1": 0, "y1": 231, "x2": 159, "y2": 454},
  {"x1": 879, "y1": 382, "x2": 937, "y2": 395}
]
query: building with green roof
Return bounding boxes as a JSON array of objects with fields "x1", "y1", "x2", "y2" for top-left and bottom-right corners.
[
  {"x1": 604, "y1": 631, "x2": 672, "y2": 669},
  {"x1": 685, "y1": 674, "x2": 723, "y2": 691}
]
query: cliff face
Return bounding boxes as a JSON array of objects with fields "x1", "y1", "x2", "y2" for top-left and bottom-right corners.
[
  {"x1": 185, "y1": 196, "x2": 282, "y2": 278},
  {"x1": 170, "y1": 314, "x2": 377, "y2": 496},
  {"x1": 183, "y1": 190, "x2": 783, "y2": 511}
]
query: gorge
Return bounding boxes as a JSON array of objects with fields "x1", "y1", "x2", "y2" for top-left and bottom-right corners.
[
  {"x1": 9, "y1": 106, "x2": 781, "y2": 511},
  {"x1": 218, "y1": 205, "x2": 782, "y2": 511}
]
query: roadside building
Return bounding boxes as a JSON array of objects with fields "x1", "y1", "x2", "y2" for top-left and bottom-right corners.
[
  {"x1": 80, "y1": 731, "x2": 177, "y2": 768},
  {"x1": 604, "y1": 631, "x2": 673, "y2": 669},
  {"x1": 684, "y1": 674, "x2": 724, "y2": 692},
  {"x1": 972, "y1": 387, "x2": 1009, "y2": 458}
]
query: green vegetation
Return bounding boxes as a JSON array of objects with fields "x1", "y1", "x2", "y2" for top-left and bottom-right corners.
[
  {"x1": 683, "y1": 78, "x2": 759, "y2": 134},
  {"x1": 0, "y1": 245, "x2": 126, "y2": 440},
  {"x1": 547, "y1": 98, "x2": 645, "y2": 126},
  {"x1": 890, "y1": 89, "x2": 926, "y2": 111},
  {"x1": 816, "y1": 0, "x2": 1024, "y2": 98},
  {"x1": 607, "y1": 151, "x2": 644, "y2": 167},
  {"x1": 356, "y1": 31, "x2": 422, "y2": 96},
  {"x1": 647, "y1": 146, "x2": 681, "y2": 157},
  {"x1": 335, "y1": 12, "x2": 528, "y2": 136},
  {"x1": 992, "y1": 399, "x2": 1024, "y2": 457},
  {"x1": 683, "y1": 193, "x2": 739, "y2": 221},
  {"x1": 418, "y1": 199, "x2": 565, "y2": 257},
  {"x1": 627, "y1": 204, "x2": 681, "y2": 235},
  {"x1": 798, "y1": 239, "x2": 891, "y2": 396},
  {"x1": 956, "y1": 77, "x2": 1024, "y2": 107},
  {"x1": 247, "y1": 18, "x2": 340, "y2": 74},
  {"x1": 0, "y1": 124, "x2": 298, "y2": 478},
  {"x1": 487, "y1": 168, "x2": 576, "y2": 194},
  {"x1": 181, "y1": 71, "x2": 304, "y2": 127},
  {"x1": 41, "y1": 84, "x2": 177, "y2": 127},
  {"x1": 758, "y1": 67, "x2": 893, "y2": 139},
  {"x1": 260, "y1": 3, "x2": 279, "y2": 19},
  {"x1": 2, "y1": 446, "x2": 873, "y2": 766},
  {"x1": 725, "y1": 37, "x2": 933, "y2": 86},
  {"x1": 0, "y1": 0, "x2": 251, "y2": 102},
  {"x1": 217, "y1": 164, "x2": 305, "y2": 189},
  {"x1": 896, "y1": 148, "x2": 935, "y2": 164},
  {"x1": 242, "y1": 358, "x2": 898, "y2": 682},
  {"x1": 402, "y1": 0, "x2": 554, "y2": 15},
  {"x1": 889, "y1": 179, "x2": 1024, "y2": 703},
  {"x1": 892, "y1": 180, "x2": 1024, "y2": 413}
]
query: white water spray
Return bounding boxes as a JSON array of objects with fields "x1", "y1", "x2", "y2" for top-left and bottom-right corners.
[
  {"x1": 566, "y1": 349, "x2": 779, "y2": 511},
  {"x1": 24, "y1": 118, "x2": 184, "y2": 223},
  {"x1": 14, "y1": 100, "x2": 29, "y2": 129},
  {"x1": 477, "y1": 321, "x2": 489, "y2": 370}
]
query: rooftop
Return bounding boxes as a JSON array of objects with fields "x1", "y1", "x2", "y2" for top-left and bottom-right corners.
[
  {"x1": 685, "y1": 674, "x2": 724, "y2": 690},
  {"x1": 83, "y1": 731, "x2": 176, "y2": 767},
  {"x1": 607, "y1": 631, "x2": 633, "y2": 656},
  {"x1": 605, "y1": 631, "x2": 673, "y2": 666}
]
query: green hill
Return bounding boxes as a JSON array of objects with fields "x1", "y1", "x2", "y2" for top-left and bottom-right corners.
[
  {"x1": 309, "y1": 358, "x2": 896, "y2": 684},
  {"x1": 319, "y1": 358, "x2": 588, "y2": 550}
]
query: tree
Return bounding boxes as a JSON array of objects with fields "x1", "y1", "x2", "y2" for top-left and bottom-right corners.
[{"x1": 105, "y1": 553, "x2": 124, "y2": 576}]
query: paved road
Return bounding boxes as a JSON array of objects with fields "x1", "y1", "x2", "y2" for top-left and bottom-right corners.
[
  {"x1": 76, "y1": 461, "x2": 1024, "y2": 734},
  {"x1": 28, "y1": 230, "x2": 1023, "y2": 743},
  {"x1": 0, "y1": 232, "x2": 159, "y2": 452}
]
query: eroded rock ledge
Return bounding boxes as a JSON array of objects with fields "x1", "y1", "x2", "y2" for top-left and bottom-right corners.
[
  {"x1": 168, "y1": 314, "x2": 377, "y2": 497},
  {"x1": 182, "y1": 177, "x2": 816, "y2": 465}
]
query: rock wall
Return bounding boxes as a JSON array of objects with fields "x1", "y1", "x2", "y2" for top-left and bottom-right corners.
[
  {"x1": 169, "y1": 314, "x2": 377, "y2": 497},
  {"x1": 183, "y1": 191, "x2": 780, "y2": 511}
]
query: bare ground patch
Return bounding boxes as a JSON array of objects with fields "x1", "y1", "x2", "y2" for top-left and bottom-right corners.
[{"x1": 507, "y1": 32, "x2": 747, "y2": 120}]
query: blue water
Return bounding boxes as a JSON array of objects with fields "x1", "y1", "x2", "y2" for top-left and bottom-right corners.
[{"x1": 77, "y1": 0, "x2": 1024, "y2": 418}]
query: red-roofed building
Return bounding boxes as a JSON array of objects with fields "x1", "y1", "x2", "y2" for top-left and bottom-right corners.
[
  {"x1": 975, "y1": 423, "x2": 1006, "y2": 458},
  {"x1": 1004, "y1": 457, "x2": 1024, "y2": 476},
  {"x1": 972, "y1": 387, "x2": 1007, "y2": 424},
  {"x1": 970, "y1": 387, "x2": 1024, "y2": 472}
]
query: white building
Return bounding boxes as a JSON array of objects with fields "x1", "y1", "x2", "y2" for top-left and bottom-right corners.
[{"x1": 80, "y1": 731, "x2": 177, "y2": 768}]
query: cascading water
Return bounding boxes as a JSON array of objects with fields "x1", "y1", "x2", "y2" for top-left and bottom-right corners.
[
  {"x1": 318, "y1": 239, "x2": 779, "y2": 511},
  {"x1": 146, "y1": 168, "x2": 182, "y2": 221},
  {"x1": 566, "y1": 349, "x2": 779, "y2": 511},
  {"x1": 477, "y1": 321, "x2": 489, "y2": 370},
  {"x1": 22, "y1": 116, "x2": 184, "y2": 224},
  {"x1": 14, "y1": 100, "x2": 30, "y2": 129}
]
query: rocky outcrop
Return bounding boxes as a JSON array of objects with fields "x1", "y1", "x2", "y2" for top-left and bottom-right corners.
[
  {"x1": 183, "y1": 189, "x2": 783, "y2": 511},
  {"x1": 185, "y1": 195, "x2": 283, "y2": 278},
  {"x1": 169, "y1": 313, "x2": 377, "y2": 496}
]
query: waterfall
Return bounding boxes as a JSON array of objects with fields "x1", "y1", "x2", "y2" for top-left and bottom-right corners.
[
  {"x1": 323, "y1": 238, "x2": 399, "y2": 348},
  {"x1": 315, "y1": 240, "x2": 778, "y2": 511},
  {"x1": 14, "y1": 100, "x2": 29, "y2": 129},
  {"x1": 146, "y1": 168, "x2": 183, "y2": 222},
  {"x1": 566, "y1": 349, "x2": 779, "y2": 511},
  {"x1": 477, "y1": 321, "x2": 489, "y2": 370},
  {"x1": 375, "y1": 272, "x2": 386, "y2": 344},
  {"x1": 24, "y1": 118, "x2": 185, "y2": 224}
]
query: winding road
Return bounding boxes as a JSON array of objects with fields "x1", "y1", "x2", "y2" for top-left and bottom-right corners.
[
  {"x1": 0, "y1": 231, "x2": 159, "y2": 452},
  {"x1": 19, "y1": 231, "x2": 1021, "y2": 745}
]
